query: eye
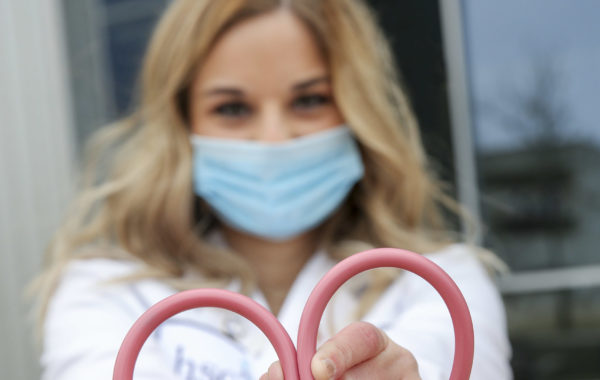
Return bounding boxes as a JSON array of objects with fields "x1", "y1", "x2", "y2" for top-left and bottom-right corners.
[
  {"x1": 293, "y1": 94, "x2": 331, "y2": 110},
  {"x1": 214, "y1": 102, "x2": 251, "y2": 118}
]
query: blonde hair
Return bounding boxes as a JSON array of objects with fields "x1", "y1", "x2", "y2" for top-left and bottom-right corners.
[{"x1": 32, "y1": 0, "x2": 472, "y2": 329}]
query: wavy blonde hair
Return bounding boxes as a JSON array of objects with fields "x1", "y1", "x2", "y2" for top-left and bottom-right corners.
[{"x1": 33, "y1": 0, "x2": 473, "y2": 328}]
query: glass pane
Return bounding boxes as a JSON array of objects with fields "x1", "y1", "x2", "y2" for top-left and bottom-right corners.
[
  {"x1": 61, "y1": 0, "x2": 168, "y2": 150},
  {"x1": 463, "y1": 0, "x2": 600, "y2": 378},
  {"x1": 368, "y1": 0, "x2": 456, "y2": 187}
]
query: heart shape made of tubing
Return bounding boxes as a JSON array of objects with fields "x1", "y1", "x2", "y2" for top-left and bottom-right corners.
[{"x1": 113, "y1": 248, "x2": 475, "y2": 380}]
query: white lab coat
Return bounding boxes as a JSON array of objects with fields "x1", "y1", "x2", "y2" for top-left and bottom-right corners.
[{"x1": 41, "y1": 243, "x2": 512, "y2": 379}]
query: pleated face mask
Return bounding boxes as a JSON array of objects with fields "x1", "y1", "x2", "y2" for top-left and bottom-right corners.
[{"x1": 190, "y1": 126, "x2": 364, "y2": 241}]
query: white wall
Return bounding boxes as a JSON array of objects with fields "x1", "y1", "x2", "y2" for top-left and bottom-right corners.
[{"x1": 0, "y1": 0, "x2": 75, "y2": 378}]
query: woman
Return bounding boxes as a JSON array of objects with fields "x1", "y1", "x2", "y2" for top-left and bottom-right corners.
[{"x1": 34, "y1": 0, "x2": 512, "y2": 379}]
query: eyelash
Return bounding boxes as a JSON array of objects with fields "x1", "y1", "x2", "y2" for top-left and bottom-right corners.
[
  {"x1": 214, "y1": 102, "x2": 250, "y2": 118},
  {"x1": 293, "y1": 94, "x2": 331, "y2": 110},
  {"x1": 213, "y1": 94, "x2": 331, "y2": 118}
]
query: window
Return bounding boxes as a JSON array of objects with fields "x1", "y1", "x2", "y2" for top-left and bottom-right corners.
[
  {"x1": 462, "y1": 1, "x2": 600, "y2": 378},
  {"x1": 61, "y1": 0, "x2": 168, "y2": 148}
]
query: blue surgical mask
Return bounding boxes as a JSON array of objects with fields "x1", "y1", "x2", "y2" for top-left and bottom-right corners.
[{"x1": 190, "y1": 126, "x2": 364, "y2": 241}]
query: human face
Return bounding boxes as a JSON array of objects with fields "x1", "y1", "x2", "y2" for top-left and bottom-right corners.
[{"x1": 189, "y1": 9, "x2": 344, "y2": 141}]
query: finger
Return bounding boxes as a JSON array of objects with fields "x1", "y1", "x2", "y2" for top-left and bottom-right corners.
[
  {"x1": 311, "y1": 322, "x2": 388, "y2": 380},
  {"x1": 341, "y1": 341, "x2": 421, "y2": 380},
  {"x1": 259, "y1": 360, "x2": 284, "y2": 380}
]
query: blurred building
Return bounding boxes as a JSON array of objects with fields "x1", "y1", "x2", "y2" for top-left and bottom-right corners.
[
  {"x1": 480, "y1": 142, "x2": 600, "y2": 379},
  {"x1": 481, "y1": 142, "x2": 600, "y2": 270},
  {"x1": 462, "y1": 1, "x2": 600, "y2": 378}
]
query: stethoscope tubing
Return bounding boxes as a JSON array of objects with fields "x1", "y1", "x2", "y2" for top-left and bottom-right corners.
[
  {"x1": 113, "y1": 248, "x2": 474, "y2": 380},
  {"x1": 296, "y1": 248, "x2": 474, "y2": 380},
  {"x1": 112, "y1": 289, "x2": 300, "y2": 379}
]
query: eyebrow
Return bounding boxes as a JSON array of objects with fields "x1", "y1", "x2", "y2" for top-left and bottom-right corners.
[
  {"x1": 292, "y1": 75, "x2": 330, "y2": 91},
  {"x1": 202, "y1": 88, "x2": 244, "y2": 97},
  {"x1": 201, "y1": 75, "x2": 330, "y2": 97}
]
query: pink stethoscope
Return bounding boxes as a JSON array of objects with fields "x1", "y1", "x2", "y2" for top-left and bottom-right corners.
[{"x1": 113, "y1": 248, "x2": 474, "y2": 379}]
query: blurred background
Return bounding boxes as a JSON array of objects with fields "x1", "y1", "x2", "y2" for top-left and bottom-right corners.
[{"x1": 1, "y1": 0, "x2": 599, "y2": 378}]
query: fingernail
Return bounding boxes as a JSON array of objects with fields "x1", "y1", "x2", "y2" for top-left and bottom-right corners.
[{"x1": 321, "y1": 358, "x2": 336, "y2": 380}]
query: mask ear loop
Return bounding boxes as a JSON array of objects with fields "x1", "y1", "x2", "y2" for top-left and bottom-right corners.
[
  {"x1": 297, "y1": 248, "x2": 475, "y2": 380},
  {"x1": 112, "y1": 289, "x2": 300, "y2": 380}
]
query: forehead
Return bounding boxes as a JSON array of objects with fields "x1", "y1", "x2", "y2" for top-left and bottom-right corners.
[{"x1": 195, "y1": 9, "x2": 328, "y2": 90}]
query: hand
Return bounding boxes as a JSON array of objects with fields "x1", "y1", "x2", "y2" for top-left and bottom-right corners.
[{"x1": 259, "y1": 321, "x2": 421, "y2": 379}]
